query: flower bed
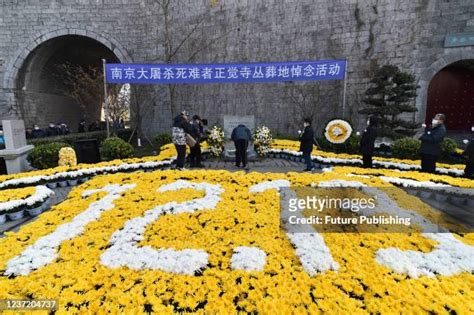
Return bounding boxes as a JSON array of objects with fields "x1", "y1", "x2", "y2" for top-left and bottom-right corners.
[
  {"x1": 0, "y1": 144, "x2": 177, "y2": 190},
  {"x1": 0, "y1": 170, "x2": 472, "y2": 313},
  {"x1": 271, "y1": 139, "x2": 466, "y2": 176},
  {"x1": 0, "y1": 186, "x2": 54, "y2": 223},
  {"x1": 0, "y1": 139, "x2": 469, "y2": 191}
]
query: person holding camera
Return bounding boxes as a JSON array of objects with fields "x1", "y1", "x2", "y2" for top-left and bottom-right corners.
[
  {"x1": 419, "y1": 113, "x2": 446, "y2": 173},
  {"x1": 171, "y1": 110, "x2": 193, "y2": 170}
]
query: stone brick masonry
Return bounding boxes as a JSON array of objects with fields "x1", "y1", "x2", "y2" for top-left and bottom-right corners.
[{"x1": 0, "y1": 0, "x2": 473, "y2": 136}]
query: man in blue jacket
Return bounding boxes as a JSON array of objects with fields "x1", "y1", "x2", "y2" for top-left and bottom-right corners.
[
  {"x1": 419, "y1": 113, "x2": 447, "y2": 173},
  {"x1": 231, "y1": 124, "x2": 252, "y2": 169}
]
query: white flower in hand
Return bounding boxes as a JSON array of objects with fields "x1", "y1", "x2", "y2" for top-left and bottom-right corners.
[
  {"x1": 463, "y1": 139, "x2": 469, "y2": 145},
  {"x1": 297, "y1": 130, "x2": 302, "y2": 134}
]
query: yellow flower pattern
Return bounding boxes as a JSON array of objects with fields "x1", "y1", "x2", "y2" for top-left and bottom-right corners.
[{"x1": 0, "y1": 169, "x2": 472, "y2": 314}]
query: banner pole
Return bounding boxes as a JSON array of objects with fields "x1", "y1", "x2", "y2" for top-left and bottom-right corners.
[
  {"x1": 102, "y1": 59, "x2": 110, "y2": 138},
  {"x1": 342, "y1": 58, "x2": 348, "y2": 119}
]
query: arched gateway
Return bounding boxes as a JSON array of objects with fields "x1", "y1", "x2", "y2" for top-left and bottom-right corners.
[
  {"x1": 2, "y1": 28, "x2": 132, "y2": 131},
  {"x1": 417, "y1": 51, "x2": 474, "y2": 133}
]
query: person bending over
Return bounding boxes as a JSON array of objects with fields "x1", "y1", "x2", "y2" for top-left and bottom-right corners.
[{"x1": 231, "y1": 124, "x2": 252, "y2": 169}]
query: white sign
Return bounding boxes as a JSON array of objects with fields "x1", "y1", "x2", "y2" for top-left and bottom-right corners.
[
  {"x1": 2, "y1": 120, "x2": 27, "y2": 149},
  {"x1": 223, "y1": 115, "x2": 255, "y2": 138}
]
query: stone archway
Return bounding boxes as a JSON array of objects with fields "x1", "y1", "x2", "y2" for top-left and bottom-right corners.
[
  {"x1": 2, "y1": 27, "x2": 132, "y2": 132},
  {"x1": 426, "y1": 60, "x2": 474, "y2": 132},
  {"x1": 416, "y1": 50, "x2": 474, "y2": 129}
]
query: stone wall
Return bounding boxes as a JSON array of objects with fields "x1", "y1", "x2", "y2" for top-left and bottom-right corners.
[{"x1": 1, "y1": 0, "x2": 473, "y2": 136}]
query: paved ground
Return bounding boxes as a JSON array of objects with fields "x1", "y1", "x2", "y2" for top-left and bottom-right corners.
[
  {"x1": 1, "y1": 158, "x2": 471, "y2": 236},
  {"x1": 0, "y1": 186, "x2": 73, "y2": 236},
  {"x1": 199, "y1": 157, "x2": 310, "y2": 173}
]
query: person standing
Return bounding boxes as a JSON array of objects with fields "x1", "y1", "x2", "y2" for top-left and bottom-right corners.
[
  {"x1": 78, "y1": 119, "x2": 86, "y2": 133},
  {"x1": 231, "y1": 124, "x2": 252, "y2": 169},
  {"x1": 299, "y1": 118, "x2": 315, "y2": 172},
  {"x1": 419, "y1": 113, "x2": 447, "y2": 173},
  {"x1": 189, "y1": 115, "x2": 204, "y2": 168},
  {"x1": 462, "y1": 126, "x2": 474, "y2": 179},
  {"x1": 31, "y1": 124, "x2": 45, "y2": 138},
  {"x1": 172, "y1": 110, "x2": 192, "y2": 170},
  {"x1": 359, "y1": 116, "x2": 378, "y2": 168},
  {"x1": 46, "y1": 122, "x2": 58, "y2": 137}
]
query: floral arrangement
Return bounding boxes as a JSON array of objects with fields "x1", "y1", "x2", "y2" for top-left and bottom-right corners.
[
  {"x1": 0, "y1": 139, "x2": 469, "y2": 192},
  {"x1": 0, "y1": 170, "x2": 472, "y2": 313},
  {"x1": 0, "y1": 186, "x2": 54, "y2": 216},
  {"x1": 253, "y1": 126, "x2": 273, "y2": 157},
  {"x1": 324, "y1": 119, "x2": 353, "y2": 144},
  {"x1": 207, "y1": 126, "x2": 225, "y2": 157},
  {"x1": 271, "y1": 139, "x2": 466, "y2": 176},
  {"x1": 58, "y1": 147, "x2": 77, "y2": 167}
]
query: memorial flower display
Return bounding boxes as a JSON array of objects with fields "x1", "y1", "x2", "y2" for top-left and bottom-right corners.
[
  {"x1": 207, "y1": 126, "x2": 225, "y2": 157},
  {"x1": 0, "y1": 168, "x2": 472, "y2": 313},
  {"x1": 271, "y1": 139, "x2": 466, "y2": 176},
  {"x1": 0, "y1": 186, "x2": 54, "y2": 223},
  {"x1": 58, "y1": 147, "x2": 77, "y2": 167},
  {"x1": 253, "y1": 126, "x2": 273, "y2": 157},
  {"x1": 324, "y1": 119, "x2": 353, "y2": 144}
]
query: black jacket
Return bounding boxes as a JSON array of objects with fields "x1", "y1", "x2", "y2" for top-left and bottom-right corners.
[
  {"x1": 299, "y1": 126, "x2": 314, "y2": 153},
  {"x1": 419, "y1": 124, "x2": 446, "y2": 156},
  {"x1": 189, "y1": 120, "x2": 202, "y2": 141},
  {"x1": 359, "y1": 125, "x2": 377, "y2": 155},
  {"x1": 463, "y1": 138, "x2": 474, "y2": 163},
  {"x1": 231, "y1": 125, "x2": 251, "y2": 141},
  {"x1": 172, "y1": 115, "x2": 192, "y2": 133}
]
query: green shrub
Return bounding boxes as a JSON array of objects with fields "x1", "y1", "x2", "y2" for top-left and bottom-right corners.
[
  {"x1": 314, "y1": 135, "x2": 359, "y2": 154},
  {"x1": 153, "y1": 133, "x2": 172, "y2": 151},
  {"x1": 440, "y1": 137, "x2": 458, "y2": 158},
  {"x1": 391, "y1": 137, "x2": 421, "y2": 160},
  {"x1": 100, "y1": 137, "x2": 134, "y2": 160},
  {"x1": 27, "y1": 142, "x2": 71, "y2": 169},
  {"x1": 28, "y1": 129, "x2": 133, "y2": 146}
]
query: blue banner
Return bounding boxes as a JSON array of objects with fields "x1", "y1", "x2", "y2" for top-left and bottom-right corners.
[{"x1": 105, "y1": 60, "x2": 346, "y2": 84}]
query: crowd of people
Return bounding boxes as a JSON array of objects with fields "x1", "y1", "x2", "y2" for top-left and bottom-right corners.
[
  {"x1": 26, "y1": 122, "x2": 71, "y2": 139},
  {"x1": 171, "y1": 110, "x2": 473, "y2": 178},
  {"x1": 171, "y1": 110, "x2": 253, "y2": 171},
  {"x1": 25, "y1": 118, "x2": 126, "y2": 139}
]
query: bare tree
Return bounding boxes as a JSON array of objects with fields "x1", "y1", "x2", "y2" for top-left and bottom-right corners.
[
  {"x1": 284, "y1": 82, "x2": 332, "y2": 122},
  {"x1": 153, "y1": 0, "x2": 231, "y2": 118},
  {"x1": 55, "y1": 63, "x2": 128, "y2": 132},
  {"x1": 128, "y1": 84, "x2": 155, "y2": 145},
  {"x1": 55, "y1": 63, "x2": 104, "y2": 121}
]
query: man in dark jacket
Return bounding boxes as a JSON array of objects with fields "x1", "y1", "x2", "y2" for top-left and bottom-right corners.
[
  {"x1": 463, "y1": 127, "x2": 474, "y2": 179},
  {"x1": 359, "y1": 116, "x2": 378, "y2": 168},
  {"x1": 299, "y1": 118, "x2": 315, "y2": 171},
  {"x1": 31, "y1": 125, "x2": 45, "y2": 138},
  {"x1": 419, "y1": 113, "x2": 447, "y2": 173},
  {"x1": 78, "y1": 119, "x2": 86, "y2": 133},
  {"x1": 231, "y1": 124, "x2": 252, "y2": 168},
  {"x1": 189, "y1": 115, "x2": 204, "y2": 168},
  {"x1": 46, "y1": 122, "x2": 58, "y2": 137},
  {"x1": 172, "y1": 111, "x2": 193, "y2": 170}
]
